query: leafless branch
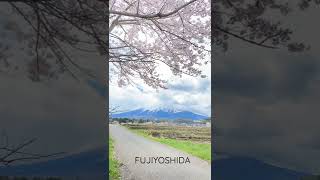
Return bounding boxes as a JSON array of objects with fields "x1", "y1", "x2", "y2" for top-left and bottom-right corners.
[{"x1": 0, "y1": 134, "x2": 64, "y2": 166}]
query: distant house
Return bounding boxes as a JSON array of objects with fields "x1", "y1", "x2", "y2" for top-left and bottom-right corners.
[
  {"x1": 205, "y1": 122, "x2": 211, "y2": 127},
  {"x1": 143, "y1": 121, "x2": 153, "y2": 125},
  {"x1": 112, "y1": 121, "x2": 119, "y2": 124},
  {"x1": 156, "y1": 121, "x2": 169, "y2": 126}
]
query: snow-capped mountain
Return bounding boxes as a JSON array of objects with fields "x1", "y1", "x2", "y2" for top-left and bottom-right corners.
[{"x1": 111, "y1": 108, "x2": 208, "y2": 120}]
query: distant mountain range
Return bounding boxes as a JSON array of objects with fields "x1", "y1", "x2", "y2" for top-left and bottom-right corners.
[
  {"x1": 112, "y1": 108, "x2": 208, "y2": 121},
  {"x1": 213, "y1": 157, "x2": 309, "y2": 180}
]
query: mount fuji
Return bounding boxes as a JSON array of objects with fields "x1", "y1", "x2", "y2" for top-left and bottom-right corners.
[{"x1": 111, "y1": 108, "x2": 208, "y2": 121}]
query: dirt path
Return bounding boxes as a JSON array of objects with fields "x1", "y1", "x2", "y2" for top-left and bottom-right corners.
[{"x1": 109, "y1": 124, "x2": 211, "y2": 180}]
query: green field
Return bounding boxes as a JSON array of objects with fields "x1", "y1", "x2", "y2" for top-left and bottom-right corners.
[
  {"x1": 109, "y1": 137, "x2": 120, "y2": 180},
  {"x1": 124, "y1": 124, "x2": 211, "y2": 161}
]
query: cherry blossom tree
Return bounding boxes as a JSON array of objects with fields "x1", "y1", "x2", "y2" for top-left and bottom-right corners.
[
  {"x1": 0, "y1": 0, "x2": 318, "y2": 88},
  {"x1": 212, "y1": 0, "x2": 319, "y2": 53},
  {"x1": 110, "y1": 0, "x2": 319, "y2": 88},
  {"x1": 109, "y1": 0, "x2": 211, "y2": 88},
  {"x1": 0, "y1": 0, "x2": 108, "y2": 81}
]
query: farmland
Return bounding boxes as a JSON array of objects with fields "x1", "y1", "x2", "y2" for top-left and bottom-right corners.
[{"x1": 123, "y1": 123, "x2": 211, "y2": 161}]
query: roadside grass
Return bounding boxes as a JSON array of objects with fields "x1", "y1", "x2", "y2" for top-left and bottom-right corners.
[
  {"x1": 127, "y1": 127, "x2": 211, "y2": 161},
  {"x1": 109, "y1": 137, "x2": 120, "y2": 180}
]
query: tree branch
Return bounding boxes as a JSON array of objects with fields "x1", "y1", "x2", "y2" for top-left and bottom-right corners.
[
  {"x1": 109, "y1": 0, "x2": 197, "y2": 19},
  {"x1": 214, "y1": 25, "x2": 278, "y2": 49}
]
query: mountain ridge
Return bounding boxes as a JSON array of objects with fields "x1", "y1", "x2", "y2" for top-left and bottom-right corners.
[{"x1": 112, "y1": 108, "x2": 208, "y2": 121}]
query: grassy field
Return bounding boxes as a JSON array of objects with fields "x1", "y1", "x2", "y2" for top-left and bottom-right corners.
[
  {"x1": 109, "y1": 137, "x2": 120, "y2": 180},
  {"x1": 124, "y1": 124, "x2": 211, "y2": 161}
]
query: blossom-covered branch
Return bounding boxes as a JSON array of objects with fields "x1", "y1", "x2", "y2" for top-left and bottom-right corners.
[
  {"x1": 109, "y1": 0, "x2": 211, "y2": 88},
  {"x1": 0, "y1": 0, "x2": 318, "y2": 88}
]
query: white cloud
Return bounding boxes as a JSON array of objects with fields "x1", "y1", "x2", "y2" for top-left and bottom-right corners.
[{"x1": 109, "y1": 58, "x2": 211, "y2": 116}]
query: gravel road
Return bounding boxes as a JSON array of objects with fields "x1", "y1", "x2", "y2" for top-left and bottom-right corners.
[{"x1": 109, "y1": 124, "x2": 211, "y2": 180}]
